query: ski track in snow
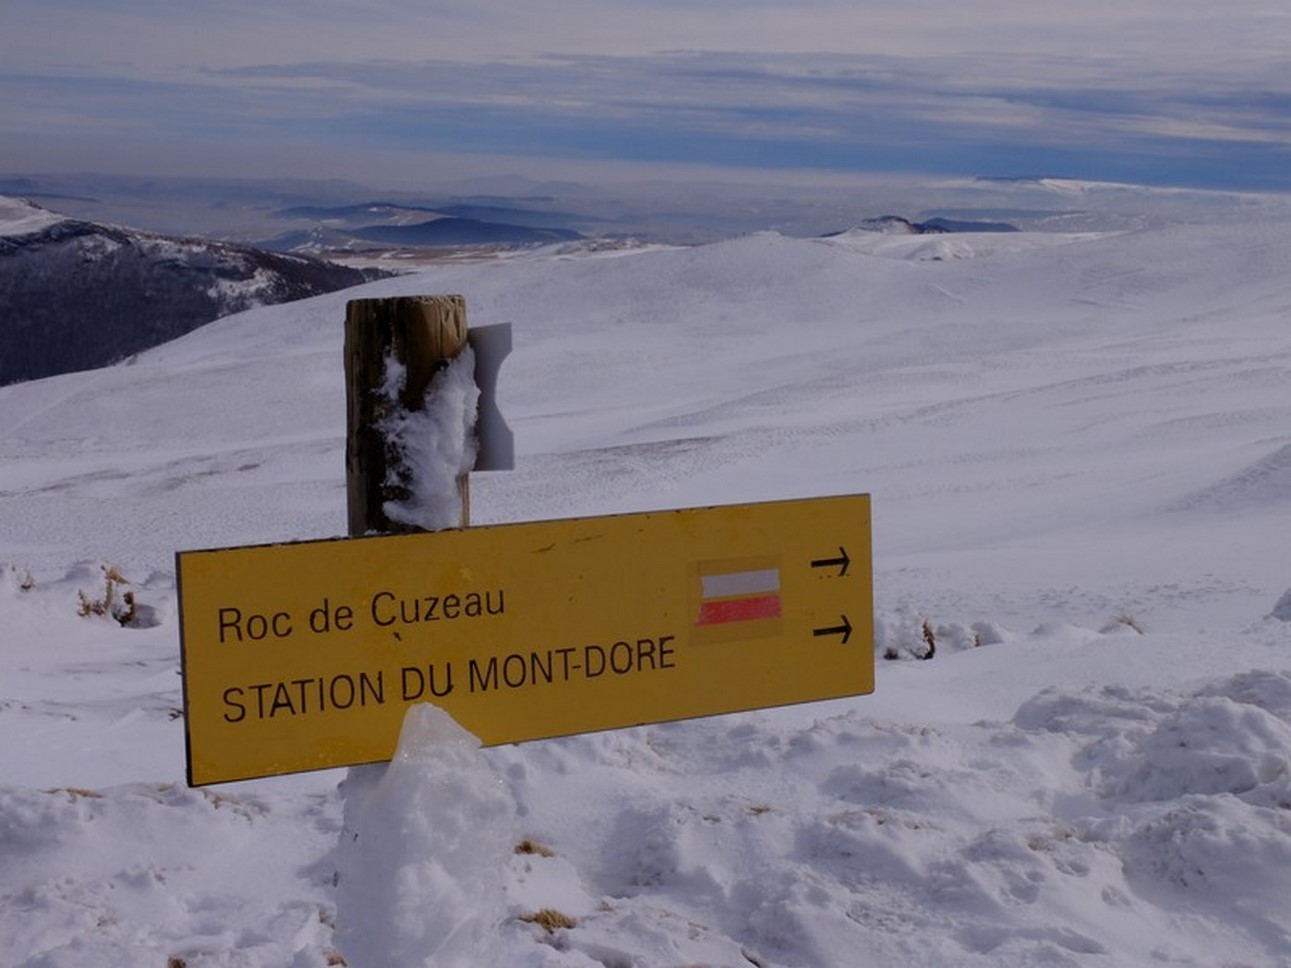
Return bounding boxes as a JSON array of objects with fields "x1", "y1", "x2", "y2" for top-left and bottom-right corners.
[{"x1": 2, "y1": 218, "x2": 1291, "y2": 966}]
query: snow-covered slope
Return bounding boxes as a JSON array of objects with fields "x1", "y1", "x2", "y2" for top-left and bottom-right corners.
[{"x1": 1, "y1": 220, "x2": 1290, "y2": 966}]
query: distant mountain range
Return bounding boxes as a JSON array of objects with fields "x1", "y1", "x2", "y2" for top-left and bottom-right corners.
[
  {"x1": 0, "y1": 192, "x2": 1029, "y2": 386},
  {"x1": 266, "y1": 205, "x2": 1012, "y2": 254},
  {"x1": 260, "y1": 201, "x2": 585, "y2": 253},
  {"x1": 823, "y1": 215, "x2": 1019, "y2": 237},
  {"x1": 0, "y1": 197, "x2": 387, "y2": 385}
]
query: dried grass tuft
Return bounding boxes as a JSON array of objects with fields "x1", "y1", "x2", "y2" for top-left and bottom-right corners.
[
  {"x1": 515, "y1": 838, "x2": 556, "y2": 858},
  {"x1": 519, "y1": 908, "x2": 577, "y2": 933}
]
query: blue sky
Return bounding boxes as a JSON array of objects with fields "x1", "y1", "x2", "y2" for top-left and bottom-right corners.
[{"x1": 4, "y1": 0, "x2": 1291, "y2": 191}]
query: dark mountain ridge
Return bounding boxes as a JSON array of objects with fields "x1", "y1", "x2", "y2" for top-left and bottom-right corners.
[
  {"x1": 351, "y1": 218, "x2": 582, "y2": 247},
  {"x1": 0, "y1": 197, "x2": 387, "y2": 386},
  {"x1": 262, "y1": 201, "x2": 586, "y2": 252},
  {"x1": 822, "y1": 215, "x2": 1019, "y2": 237}
]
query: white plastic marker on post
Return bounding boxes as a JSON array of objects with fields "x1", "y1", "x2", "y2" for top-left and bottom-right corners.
[
  {"x1": 338, "y1": 295, "x2": 516, "y2": 965},
  {"x1": 469, "y1": 322, "x2": 514, "y2": 472}
]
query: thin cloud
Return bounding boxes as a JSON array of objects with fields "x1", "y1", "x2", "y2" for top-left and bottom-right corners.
[
  {"x1": 3, "y1": 2, "x2": 1290, "y2": 189},
  {"x1": 210, "y1": 50, "x2": 1291, "y2": 151}
]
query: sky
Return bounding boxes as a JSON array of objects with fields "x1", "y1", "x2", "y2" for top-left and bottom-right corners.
[{"x1": 3, "y1": 0, "x2": 1291, "y2": 192}]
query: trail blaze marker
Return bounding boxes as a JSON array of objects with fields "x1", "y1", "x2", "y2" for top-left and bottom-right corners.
[{"x1": 178, "y1": 494, "x2": 873, "y2": 785}]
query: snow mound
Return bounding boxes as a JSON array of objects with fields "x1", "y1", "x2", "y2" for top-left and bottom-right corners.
[
  {"x1": 0, "y1": 782, "x2": 340, "y2": 967},
  {"x1": 1174, "y1": 442, "x2": 1291, "y2": 513},
  {"x1": 484, "y1": 660, "x2": 1291, "y2": 965},
  {"x1": 334, "y1": 705, "x2": 514, "y2": 968}
]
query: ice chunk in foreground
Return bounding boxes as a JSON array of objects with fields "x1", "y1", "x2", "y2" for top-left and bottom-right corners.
[{"x1": 335, "y1": 704, "x2": 515, "y2": 968}]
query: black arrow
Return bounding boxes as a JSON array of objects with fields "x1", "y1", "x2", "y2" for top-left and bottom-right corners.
[
  {"x1": 811, "y1": 546, "x2": 850, "y2": 577},
  {"x1": 813, "y1": 615, "x2": 853, "y2": 645}
]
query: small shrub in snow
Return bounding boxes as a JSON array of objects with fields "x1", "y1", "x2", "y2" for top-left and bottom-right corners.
[
  {"x1": 73, "y1": 562, "x2": 160, "y2": 628},
  {"x1": 971, "y1": 620, "x2": 1009, "y2": 646},
  {"x1": 1102, "y1": 612, "x2": 1146, "y2": 635},
  {"x1": 44, "y1": 786, "x2": 102, "y2": 800},
  {"x1": 518, "y1": 908, "x2": 578, "y2": 934},
  {"x1": 876, "y1": 604, "x2": 937, "y2": 660},
  {"x1": 878, "y1": 606, "x2": 978, "y2": 660},
  {"x1": 515, "y1": 837, "x2": 556, "y2": 858},
  {"x1": 921, "y1": 619, "x2": 937, "y2": 659},
  {"x1": 877, "y1": 609, "x2": 1016, "y2": 660},
  {"x1": 2, "y1": 563, "x2": 34, "y2": 593},
  {"x1": 76, "y1": 563, "x2": 137, "y2": 626}
]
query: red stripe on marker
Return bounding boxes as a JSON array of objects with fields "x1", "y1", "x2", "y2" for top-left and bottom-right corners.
[{"x1": 696, "y1": 594, "x2": 783, "y2": 626}]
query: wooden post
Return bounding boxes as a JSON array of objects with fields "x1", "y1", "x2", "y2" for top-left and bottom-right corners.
[{"x1": 344, "y1": 295, "x2": 470, "y2": 536}]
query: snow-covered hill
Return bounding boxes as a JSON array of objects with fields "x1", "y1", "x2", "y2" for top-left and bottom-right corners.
[
  {"x1": 260, "y1": 201, "x2": 586, "y2": 253},
  {"x1": 1, "y1": 218, "x2": 1290, "y2": 966},
  {"x1": 0, "y1": 197, "x2": 386, "y2": 385}
]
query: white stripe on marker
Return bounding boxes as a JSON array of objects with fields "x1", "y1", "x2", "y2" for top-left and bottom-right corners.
[{"x1": 700, "y1": 568, "x2": 780, "y2": 599}]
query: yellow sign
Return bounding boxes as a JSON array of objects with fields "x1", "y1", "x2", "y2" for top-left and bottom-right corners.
[{"x1": 178, "y1": 494, "x2": 873, "y2": 785}]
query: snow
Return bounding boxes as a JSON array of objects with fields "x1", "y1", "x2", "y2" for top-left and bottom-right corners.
[
  {"x1": 2, "y1": 213, "x2": 1291, "y2": 966},
  {"x1": 0, "y1": 196, "x2": 66, "y2": 238},
  {"x1": 203, "y1": 266, "x2": 279, "y2": 304},
  {"x1": 378, "y1": 346, "x2": 480, "y2": 531}
]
